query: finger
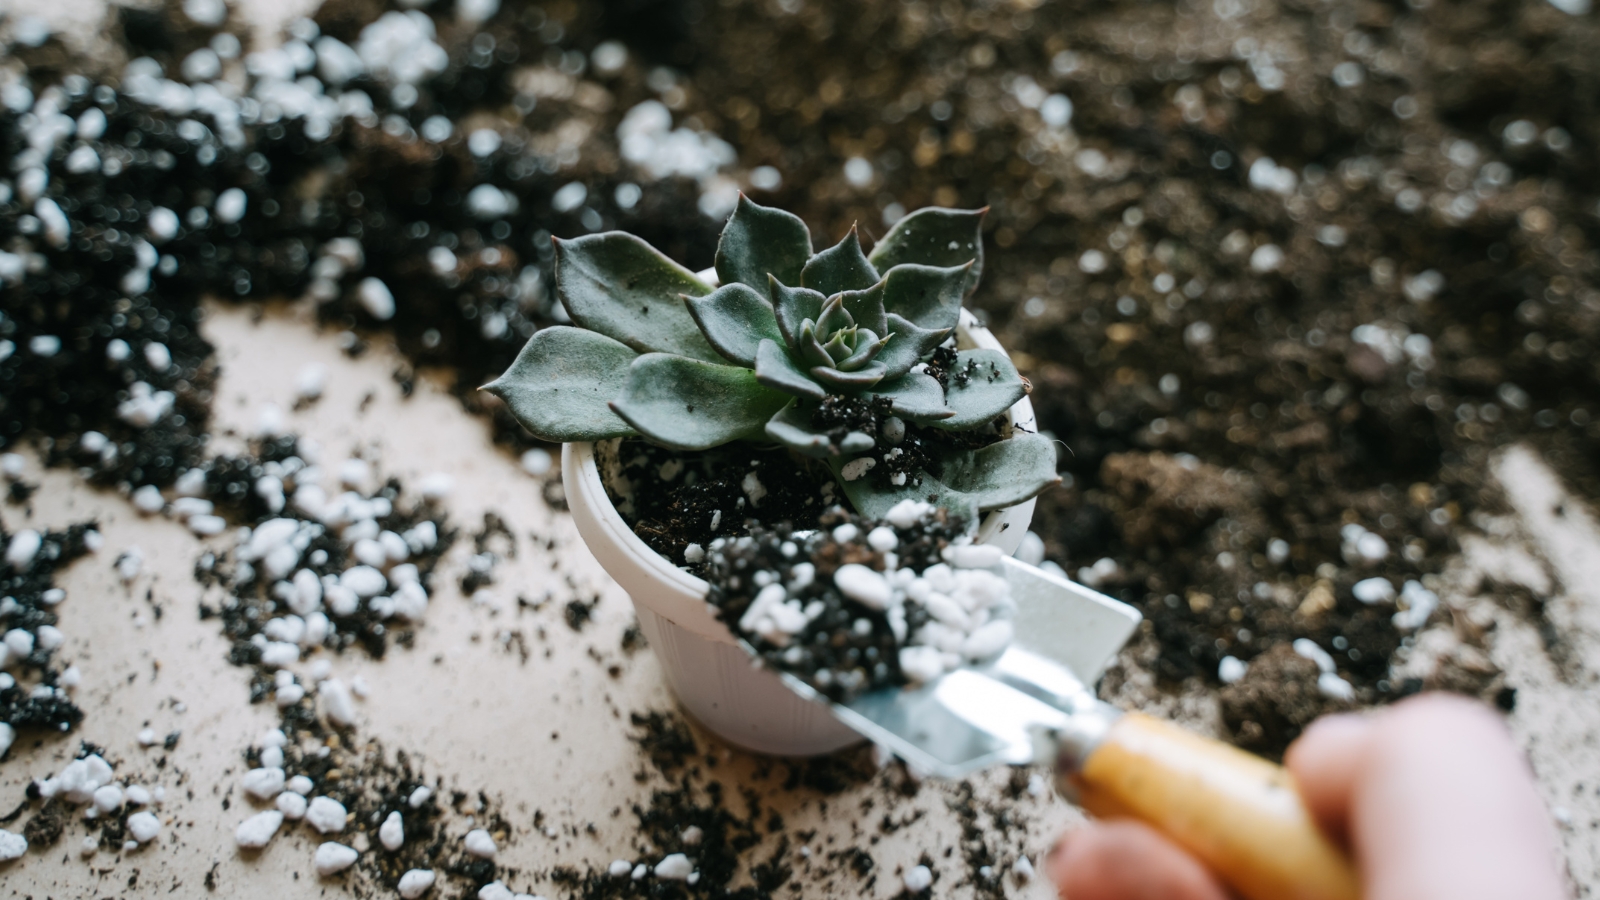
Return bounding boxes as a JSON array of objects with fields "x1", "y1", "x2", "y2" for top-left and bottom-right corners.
[
  {"x1": 1353, "y1": 693, "x2": 1567, "y2": 900},
  {"x1": 1284, "y1": 712, "x2": 1377, "y2": 847},
  {"x1": 1047, "y1": 821, "x2": 1232, "y2": 900}
]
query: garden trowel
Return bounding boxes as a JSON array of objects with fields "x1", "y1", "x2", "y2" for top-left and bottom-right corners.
[{"x1": 757, "y1": 557, "x2": 1360, "y2": 900}]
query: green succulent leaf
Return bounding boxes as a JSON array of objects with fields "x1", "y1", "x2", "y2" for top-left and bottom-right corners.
[
  {"x1": 684, "y1": 283, "x2": 782, "y2": 368},
  {"x1": 754, "y1": 339, "x2": 826, "y2": 400},
  {"x1": 868, "y1": 206, "x2": 986, "y2": 300},
  {"x1": 873, "y1": 312, "x2": 952, "y2": 379},
  {"x1": 837, "y1": 282, "x2": 887, "y2": 335},
  {"x1": 715, "y1": 194, "x2": 812, "y2": 292},
  {"x1": 802, "y1": 225, "x2": 880, "y2": 297},
  {"x1": 871, "y1": 371, "x2": 954, "y2": 422},
  {"x1": 935, "y1": 348, "x2": 1028, "y2": 430},
  {"x1": 555, "y1": 233, "x2": 723, "y2": 363},
  {"x1": 483, "y1": 326, "x2": 640, "y2": 442},
  {"x1": 821, "y1": 326, "x2": 856, "y2": 364},
  {"x1": 835, "y1": 328, "x2": 887, "y2": 372},
  {"x1": 811, "y1": 362, "x2": 887, "y2": 390},
  {"x1": 881, "y1": 262, "x2": 971, "y2": 334},
  {"x1": 815, "y1": 294, "x2": 854, "y2": 336},
  {"x1": 610, "y1": 353, "x2": 793, "y2": 451},
  {"x1": 770, "y1": 278, "x2": 825, "y2": 349},
  {"x1": 826, "y1": 458, "x2": 978, "y2": 524},
  {"x1": 765, "y1": 401, "x2": 837, "y2": 457},
  {"x1": 831, "y1": 432, "x2": 1059, "y2": 521},
  {"x1": 797, "y1": 320, "x2": 834, "y2": 369},
  {"x1": 766, "y1": 401, "x2": 877, "y2": 457},
  {"x1": 934, "y1": 431, "x2": 1060, "y2": 511}
]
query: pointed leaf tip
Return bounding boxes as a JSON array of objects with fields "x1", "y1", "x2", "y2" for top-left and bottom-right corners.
[
  {"x1": 868, "y1": 206, "x2": 986, "y2": 299},
  {"x1": 872, "y1": 371, "x2": 951, "y2": 421},
  {"x1": 716, "y1": 195, "x2": 811, "y2": 292},
  {"x1": 802, "y1": 224, "x2": 880, "y2": 297},
  {"x1": 486, "y1": 326, "x2": 640, "y2": 443},
  {"x1": 832, "y1": 432, "x2": 1057, "y2": 521}
]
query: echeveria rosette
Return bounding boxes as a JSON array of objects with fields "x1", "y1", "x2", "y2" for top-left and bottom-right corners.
[{"x1": 484, "y1": 195, "x2": 1060, "y2": 523}]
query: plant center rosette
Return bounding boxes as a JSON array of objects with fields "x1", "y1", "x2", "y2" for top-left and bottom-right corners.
[{"x1": 485, "y1": 196, "x2": 1060, "y2": 697}]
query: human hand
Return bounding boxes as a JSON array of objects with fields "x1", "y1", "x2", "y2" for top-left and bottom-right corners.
[{"x1": 1045, "y1": 693, "x2": 1568, "y2": 900}]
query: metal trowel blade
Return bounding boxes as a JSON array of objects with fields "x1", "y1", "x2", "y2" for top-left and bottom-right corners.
[{"x1": 764, "y1": 557, "x2": 1142, "y2": 778}]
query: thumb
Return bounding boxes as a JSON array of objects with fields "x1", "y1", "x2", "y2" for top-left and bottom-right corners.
[{"x1": 1335, "y1": 694, "x2": 1566, "y2": 900}]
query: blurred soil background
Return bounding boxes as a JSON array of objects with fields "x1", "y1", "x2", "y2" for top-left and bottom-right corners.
[{"x1": 3, "y1": 0, "x2": 1600, "y2": 894}]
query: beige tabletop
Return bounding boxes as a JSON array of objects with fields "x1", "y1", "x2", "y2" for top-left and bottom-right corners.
[{"x1": 2, "y1": 2, "x2": 1599, "y2": 897}]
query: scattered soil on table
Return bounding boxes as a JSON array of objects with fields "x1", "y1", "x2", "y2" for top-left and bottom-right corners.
[
  {"x1": 0, "y1": 520, "x2": 96, "y2": 737},
  {"x1": 551, "y1": 710, "x2": 891, "y2": 900},
  {"x1": 550, "y1": 713, "x2": 789, "y2": 900},
  {"x1": 1218, "y1": 643, "x2": 1353, "y2": 759},
  {"x1": 944, "y1": 775, "x2": 1039, "y2": 899},
  {"x1": 239, "y1": 736, "x2": 507, "y2": 899},
  {"x1": 15, "y1": 741, "x2": 175, "y2": 856},
  {"x1": 3, "y1": 0, "x2": 1595, "y2": 816},
  {"x1": 20, "y1": 796, "x2": 68, "y2": 847},
  {"x1": 183, "y1": 436, "x2": 521, "y2": 897},
  {"x1": 198, "y1": 439, "x2": 455, "y2": 662}
]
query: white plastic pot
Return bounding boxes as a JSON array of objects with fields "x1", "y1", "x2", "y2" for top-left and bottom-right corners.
[{"x1": 562, "y1": 311, "x2": 1041, "y2": 756}]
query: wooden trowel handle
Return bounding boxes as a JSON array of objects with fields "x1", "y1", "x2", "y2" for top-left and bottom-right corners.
[{"x1": 1061, "y1": 712, "x2": 1361, "y2": 900}]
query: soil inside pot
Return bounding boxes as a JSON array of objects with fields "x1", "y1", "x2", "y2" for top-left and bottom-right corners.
[
  {"x1": 597, "y1": 401, "x2": 1015, "y2": 572},
  {"x1": 598, "y1": 437, "x2": 838, "y2": 568},
  {"x1": 697, "y1": 507, "x2": 973, "y2": 702}
]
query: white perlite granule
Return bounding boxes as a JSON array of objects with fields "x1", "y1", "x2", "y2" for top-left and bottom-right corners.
[
  {"x1": 126, "y1": 811, "x2": 162, "y2": 843},
  {"x1": 654, "y1": 853, "x2": 693, "y2": 880},
  {"x1": 234, "y1": 811, "x2": 283, "y2": 849},
  {"x1": 464, "y1": 828, "x2": 497, "y2": 859},
  {"x1": 277, "y1": 792, "x2": 308, "y2": 819},
  {"x1": 241, "y1": 766, "x2": 285, "y2": 800},
  {"x1": 380, "y1": 810, "x2": 404, "y2": 850},
  {"x1": 833, "y1": 564, "x2": 891, "y2": 610},
  {"x1": 320, "y1": 677, "x2": 358, "y2": 726},
  {"x1": 398, "y1": 868, "x2": 436, "y2": 898},
  {"x1": 839, "y1": 457, "x2": 875, "y2": 481},
  {"x1": 314, "y1": 841, "x2": 359, "y2": 876},
  {"x1": 305, "y1": 796, "x2": 347, "y2": 833}
]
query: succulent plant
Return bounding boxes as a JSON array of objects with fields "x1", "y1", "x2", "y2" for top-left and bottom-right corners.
[{"x1": 486, "y1": 196, "x2": 1059, "y2": 523}]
